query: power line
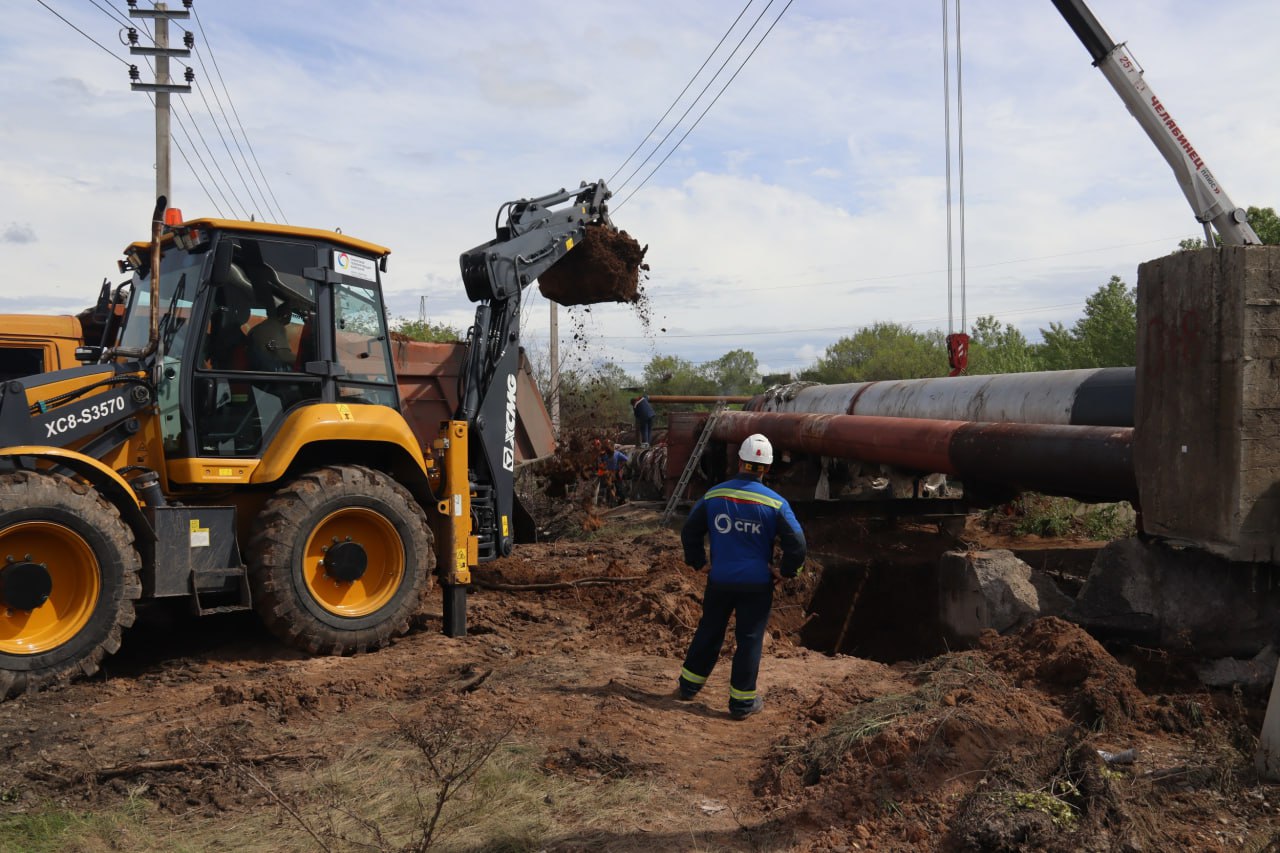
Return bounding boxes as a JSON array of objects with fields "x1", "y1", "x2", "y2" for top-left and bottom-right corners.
[
  {"x1": 86, "y1": 0, "x2": 131, "y2": 29},
  {"x1": 100, "y1": 3, "x2": 244, "y2": 217},
  {"x1": 608, "y1": 0, "x2": 755, "y2": 187},
  {"x1": 613, "y1": 0, "x2": 778, "y2": 196},
  {"x1": 169, "y1": 123, "x2": 223, "y2": 215},
  {"x1": 189, "y1": 51, "x2": 269, "y2": 220},
  {"x1": 36, "y1": 0, "x2": 129, "y2": 65},
  {"x1": 40, "y1": 0, "x2": 227, "y2": 213},
  {"x1": 170, "y1": 103, "x2": 232, "y2": 216},
  {"x1": 120, "y1": 3, "x2": 277, "y2": 221},
  {"x1": 616, "y1": 0, "x2": 794, "y2": 210},
  {"x1": 192, "y1": 6, "x2": 287, "y2": 223},
  {"x1": 191, "y1": 78, "x2": 263, "y2": 219}
]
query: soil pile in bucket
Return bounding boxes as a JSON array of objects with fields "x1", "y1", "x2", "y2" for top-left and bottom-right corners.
[{"x1": 537, "y1": 223, "x2": 648, "y2": 306}]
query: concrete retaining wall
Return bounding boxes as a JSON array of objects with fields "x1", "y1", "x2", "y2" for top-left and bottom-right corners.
[{"x1": 1136, "y1": 246, "x2": 1280, "y2": 562}]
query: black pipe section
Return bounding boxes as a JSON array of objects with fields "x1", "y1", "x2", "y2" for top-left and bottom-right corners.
[{"x1": 1069, "y1": 367, "x2": 1134, "y2": 427}]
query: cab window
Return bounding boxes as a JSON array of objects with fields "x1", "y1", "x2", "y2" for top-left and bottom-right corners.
[{"x1": 333, "y1": 281, "x2": 394, "y2": 393}]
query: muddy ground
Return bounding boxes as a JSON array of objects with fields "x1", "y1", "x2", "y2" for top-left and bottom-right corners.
[{"x1": 1, "y1": 508, "x2": 1278, "y2": 852}]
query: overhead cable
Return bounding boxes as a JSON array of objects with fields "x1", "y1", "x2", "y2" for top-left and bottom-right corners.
[
  {"x1": 93, "y1": 2, "x2": 248, "y2": 218},
  {"x1": 608, "y1": 0, "x2": 755, "y2": 187},
  {"x1": 36, "y1": 0, "x2": 129, "y2": 66},
  {"x1": 39, "y1": 0, "x2": 229, "y2": 214},
  {"x1": 615, "y1": 0, "x2": 794, "y2": 210},
  {"x1": 173, "y1": 99, "x2": 241, "y2": 217},
  {"x1": 192, "y1": 79, "x2": 264, "y2": 220},
  {"x1": 192, "y1": 6, "x2": 288, "y2": 223},
  {"x1": 613, "y1": 0, "x2": 778, "y2": 197}
]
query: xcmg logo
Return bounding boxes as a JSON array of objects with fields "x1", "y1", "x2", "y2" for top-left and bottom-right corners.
[
  {"x1": 713, "y1": 514, "x2": 761, "y2": 535},
  {"x1": 502, "y1": 373, "x2": 518, "y2": 472}
]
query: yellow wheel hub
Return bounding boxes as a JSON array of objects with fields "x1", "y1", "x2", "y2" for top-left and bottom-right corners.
[
  {"x1": 0, "y1": 521, "x2": 100, "y2": 655},
  {"x1": 304, "y1": 508, "x2": 404, "y2": 618}
]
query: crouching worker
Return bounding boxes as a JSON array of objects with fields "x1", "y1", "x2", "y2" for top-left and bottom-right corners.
[{"x1": 676, "y1": 433, "x2": 806, "y2": 720}]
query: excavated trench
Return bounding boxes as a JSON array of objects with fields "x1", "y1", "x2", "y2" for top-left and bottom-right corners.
[{"x1": 791, "y1": 509, "x2": 1101, "y2": 663}]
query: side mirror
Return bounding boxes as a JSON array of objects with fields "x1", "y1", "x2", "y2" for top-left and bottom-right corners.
[
  {"x1": 212, "y1": 241, "x2": 233, "y2": 285},
  {"x1": 75, "y1": 345, "x2": 105, "y2": 364}
]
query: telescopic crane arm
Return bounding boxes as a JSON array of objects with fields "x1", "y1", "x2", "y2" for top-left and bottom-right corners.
[{"x1": 1050, "y1": 0, "x2": 1260, "y2": 246}]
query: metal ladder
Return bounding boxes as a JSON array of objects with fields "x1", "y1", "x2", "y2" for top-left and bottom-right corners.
[{"x1": 661, "y1": 402, "x2": 726, "y2": 524}]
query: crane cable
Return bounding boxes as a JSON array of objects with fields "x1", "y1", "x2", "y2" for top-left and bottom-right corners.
[{"x1": 942, "y1": 0, "x2": 969, "y2": 374}]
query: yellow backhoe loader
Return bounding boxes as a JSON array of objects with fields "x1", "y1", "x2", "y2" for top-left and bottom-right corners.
[{"x1": 0, "y1": 182, "x2": 618, "y2": 697}]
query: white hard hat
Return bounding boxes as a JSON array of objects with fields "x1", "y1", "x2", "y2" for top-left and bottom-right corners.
[{"x1": 738, "y1": 433, "x2": 773, "y2": 465}]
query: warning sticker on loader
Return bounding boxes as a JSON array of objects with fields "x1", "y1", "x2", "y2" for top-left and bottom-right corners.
[{"x1": 189, "y1": 518, "x2": 210, "y2": 548}]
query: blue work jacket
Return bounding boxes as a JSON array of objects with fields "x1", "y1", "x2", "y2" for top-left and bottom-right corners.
[{"x1": 681, "y1": 475, "x2": 806, "y2": 584}]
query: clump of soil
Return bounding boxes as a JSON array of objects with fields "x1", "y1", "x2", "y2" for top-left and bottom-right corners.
[
  {"x1": 981, "y1": 616, "x2": 1147, "y2": 730},
  {"x1": 537, "y1": 224, "x2": 648, "y2": 306}
]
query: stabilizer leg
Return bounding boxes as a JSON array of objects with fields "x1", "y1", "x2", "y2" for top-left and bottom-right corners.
[{"x1": 442, "y1": 583, "x2": 467, "y2": 638}]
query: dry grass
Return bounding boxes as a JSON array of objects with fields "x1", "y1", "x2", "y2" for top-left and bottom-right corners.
[{"x1": 789, "y1": 653, "x2": 1011, "y2": 783}]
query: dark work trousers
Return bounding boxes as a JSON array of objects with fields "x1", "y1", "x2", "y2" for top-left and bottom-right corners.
[{"x1": 679, "y1": 580, "x2": 774, "y2": 712}]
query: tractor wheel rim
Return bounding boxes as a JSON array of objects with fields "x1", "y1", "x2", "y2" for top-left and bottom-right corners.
[
  {"x1": 0, "y1": 521, "x2": 100, "y2": 655},
  {"x1": 304, "y1": 507, "x2": 404, "y2": 618}
]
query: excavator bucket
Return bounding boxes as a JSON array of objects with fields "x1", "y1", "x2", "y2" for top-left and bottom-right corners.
[{"x1": 537, "y1": 223, "x2": 648, "y2": 306}]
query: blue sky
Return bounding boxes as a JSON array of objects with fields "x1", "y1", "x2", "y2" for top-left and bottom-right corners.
[{"x1": 2, "y1": 0, "x2": 1277, "y2": 380}]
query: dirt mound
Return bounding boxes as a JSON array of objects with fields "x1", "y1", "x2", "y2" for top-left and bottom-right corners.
[
  {"x1": 537, "y1": 223, "x2": 647, "y2": 306},
  {"x1": 982, "y1": 616, "x2": 1146, "y2": 730},
  {"x1": 2, "y1": 512, "x2": 1277, "y2": 851},
  {"x1": 760, "y1": 652, "x2": 1069, "y2": 846}
]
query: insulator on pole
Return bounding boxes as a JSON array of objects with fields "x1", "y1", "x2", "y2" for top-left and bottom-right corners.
[
  {"x1": 129, "y1": 64, "x2": 140, "y2": 82},
  {"x1": 184, "y1": 67, "x2": 195, "y2": 83},
  {"x1": 183, "y1": 31, "x2": 194, "y2": 49},
  {"x1": 127, "y1": 27, "x2": 138, "y2": 45}
]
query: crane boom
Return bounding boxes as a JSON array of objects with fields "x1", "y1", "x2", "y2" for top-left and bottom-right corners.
[{"x1": 1051, "y1": 0, "x2": 1260, "y2": 245}]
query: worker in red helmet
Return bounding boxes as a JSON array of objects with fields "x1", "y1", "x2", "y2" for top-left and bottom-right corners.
[{"x1": 675, "y1": 433, "x2": 806, "y2": 720}]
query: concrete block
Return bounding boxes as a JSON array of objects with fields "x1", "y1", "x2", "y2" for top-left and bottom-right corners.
[
  {"x1": 1136, "y1": 246, "x2": 1280, "y2": 561},
  {"x1": 938, "y1": 549, "x2": 1073, "y2": 647},
  {"x1": 1196, "y1": 646, "x2": 1277, "y2": 690},
  {"x1": 1073, "y1": 537, "x2": 1280, "y2": 657}
]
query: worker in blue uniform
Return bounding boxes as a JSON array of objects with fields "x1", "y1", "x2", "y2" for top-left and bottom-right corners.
[
  {"x1": 676, "y1": 433, "x2": 806, "y2": 720},
  {"x1": 632, "y1": 395, "x2": 656, "y2": 446}
]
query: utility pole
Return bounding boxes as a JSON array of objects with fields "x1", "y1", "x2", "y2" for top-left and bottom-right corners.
[
  {"x1": 549, "y1": 302, "x2": 561, "y2": 435},
  {"x1": 128, "y1": 1, "x2": 193, "y2": 202}
]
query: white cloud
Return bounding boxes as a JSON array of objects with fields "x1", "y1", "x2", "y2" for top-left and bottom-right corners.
[{"x1": 1, "y1": 0, "x2": 1276, "y2": 381}]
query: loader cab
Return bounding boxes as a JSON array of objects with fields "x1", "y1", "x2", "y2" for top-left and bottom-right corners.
[{"x1": 117, "y1": 221, "x2": 398, "y2": 463}]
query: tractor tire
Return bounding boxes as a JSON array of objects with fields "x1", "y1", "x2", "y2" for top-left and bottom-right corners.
[
  {"x1": 247, "y1": 465, "x2": 435, "y2": 655},
  {"x1": 0, "y1": 471, "x2": 142, "y2": 699}
]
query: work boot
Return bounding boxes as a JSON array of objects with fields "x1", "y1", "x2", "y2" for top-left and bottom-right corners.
[
  {"x1": 674, "y1": 686, "x2": 697, "y2": 702},
  {"x1": 729, "y1": 697, "x2": 763, "y2": 720}
]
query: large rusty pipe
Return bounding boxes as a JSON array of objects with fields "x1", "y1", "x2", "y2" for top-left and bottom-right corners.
[{"x1": 712, "y1": 409, "x2": 1136, "y2": 503}]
